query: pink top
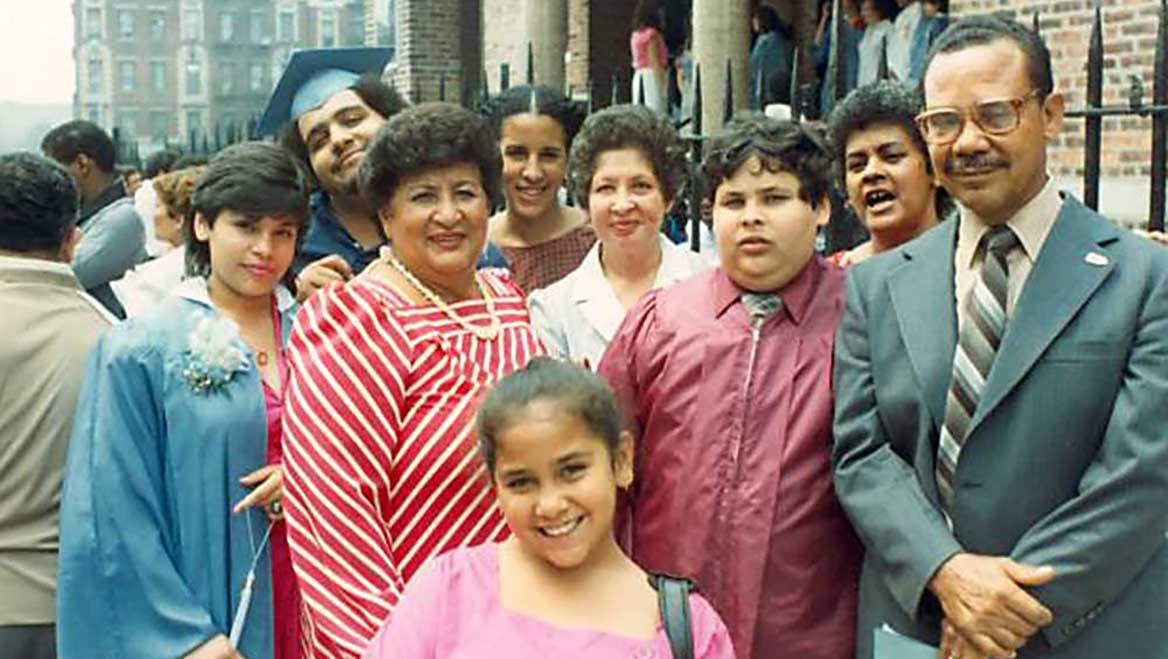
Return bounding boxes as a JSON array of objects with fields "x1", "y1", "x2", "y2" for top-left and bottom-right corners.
[
  {"x1": 261, "y1": 298, "x2": 301, "y2": 659},
  {"x1": 362, "y1": 543, "x2": 735, "y2": 659},
  {"x1": 630, "y1": 26, "x2": 668, "y2": 70}
]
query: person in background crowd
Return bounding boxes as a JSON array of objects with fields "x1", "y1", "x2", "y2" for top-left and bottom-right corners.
[
  {"x1": 630, "y1": 0, "x2": 669, "y2": 114},
  {"x1": 112, "y1": 166, "x2": 206, "y2": 317},
  {"x1": 833, "y1": 17, "x2": 1168, "y2": 659},
  {"x1": 749, "y1": 5, "x2": 795, "y2": 109},
  {"x1": 825, "y1": 81, "x2": 947, "y2": 266},
  {"x1": 528, "y1": 104, "x2": 708, "y2": 369},
  {"x1": 856, "y1": 0, "x2": 898, "y2": 86},
  {"x1": 41, "y1": 119, "x2": 147, "y2": 318},
  {"x1": 910, "y1": 0, "x2": 950, "y2": 83},
  {"x1": 120, "y1": 166, "x2": 144, "y2": 196},
  {"x1": 363, "y1": 358, "x2": 736, "y2": 659},
  {"x1": 57, "y1": 142, "x2": 309, "y2": 659},
  {"x1": 888, "y1": 0, "x2": 924, "y2": 82},
  {"x1": 481, "y1": 85, "x2": 594, "y2": 294},
  {"x1": 259, "y1": 47, "x2": 407, "y2": 301},
  {"x1": 0, "y1": 153, "x2": 112, "y2": 659},
  {"x1": 816, "y1": 0, "x2": 863, "y2": 117},
  {"x1": 598, "y1": 116, "x2": 863, "y2": 659},
  {"x1": 135, "y1": 148, "x2": 183, "y2": 258},
  {"x1": 282, "y1": 103, "x2": 545, "y2": 659}
]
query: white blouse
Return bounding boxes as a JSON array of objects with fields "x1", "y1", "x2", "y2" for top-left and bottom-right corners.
[{"x1": 527, "y1": 234, "x2": 710, "y2": 369}]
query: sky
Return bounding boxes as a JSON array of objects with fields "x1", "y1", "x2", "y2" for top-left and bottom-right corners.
[{"x1": 0, "y1": 2, "x2": 76, "y2": 105}]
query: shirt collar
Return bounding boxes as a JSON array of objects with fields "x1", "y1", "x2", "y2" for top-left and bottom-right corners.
[
  {"x1": 79, "y1": 179, "x2": 127, "y2": 224},
  {"x1": 175, "y1": 277, "x2": 296, "y2": 313},
  {"x1": 958, "y1": 174, "x2": 1063, "y2": 267},
  {"x1": 0, "y1": 254, "x2": 81, "y2": 288},
  {"x1": 711, "y1": 254, "x2": 824, "y2": 325}
]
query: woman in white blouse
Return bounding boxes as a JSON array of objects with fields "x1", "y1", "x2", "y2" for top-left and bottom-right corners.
[{"x1": 528, "y1": 104, "x2": 709, "y2": 369}]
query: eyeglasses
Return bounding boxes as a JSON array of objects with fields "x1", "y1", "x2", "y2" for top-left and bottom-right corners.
[{"x1": 914, "y1": 90, "x2": 1042, "y2": 145}]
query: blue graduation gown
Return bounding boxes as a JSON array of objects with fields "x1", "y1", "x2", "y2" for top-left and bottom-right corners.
[{"x1": 57, "y1": 279, "x2": 295, "y2": 659}]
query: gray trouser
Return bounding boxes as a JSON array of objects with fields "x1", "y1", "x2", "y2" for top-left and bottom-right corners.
[{"x1": 0, "y1": 624, "x2": 55, "y2": 659}]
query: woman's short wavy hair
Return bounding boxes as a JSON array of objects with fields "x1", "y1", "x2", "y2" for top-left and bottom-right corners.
[
  {"x1": 567, "y1": 104, "x2": 690, "y2": 210},
  {"x1": 358, "y1": 102, "x2": 502, "y2": 213}
]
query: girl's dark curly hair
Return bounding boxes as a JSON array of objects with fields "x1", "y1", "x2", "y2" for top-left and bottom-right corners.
[
  {"x1": 358, "y1": 102, "x2": 503, "y2": 213},
  {"x1": 567, "y1": 103, "x2": 690, "y2": 210}
]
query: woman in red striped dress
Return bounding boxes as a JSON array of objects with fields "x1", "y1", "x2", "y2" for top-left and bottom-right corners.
[{"x1": 281, "y1": 103, "x2": 545, "y2": 659}]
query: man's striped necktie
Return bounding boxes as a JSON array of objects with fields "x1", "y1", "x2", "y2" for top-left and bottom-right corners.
[{"x1": 935, "y1": 225, "x2": 1020, "y2": 507}]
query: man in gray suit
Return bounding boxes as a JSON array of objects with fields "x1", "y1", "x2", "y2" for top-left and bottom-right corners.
[{"x1": 833, "y1": 16, "x2": 1168, "y2": 659}]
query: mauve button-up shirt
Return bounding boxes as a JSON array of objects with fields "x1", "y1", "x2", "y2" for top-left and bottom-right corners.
[{"x1": 598, "y1": 258, "x2": 862, "y2": 659}]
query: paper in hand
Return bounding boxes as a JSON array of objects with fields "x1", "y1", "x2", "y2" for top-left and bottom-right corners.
[{"x1": 874, "y1": 625, "x2": 938, "y2": 659}]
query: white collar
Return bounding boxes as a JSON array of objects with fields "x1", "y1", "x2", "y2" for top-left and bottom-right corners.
[{"x1": 175, "y1": 276, "x2": 296, "y2": 313}]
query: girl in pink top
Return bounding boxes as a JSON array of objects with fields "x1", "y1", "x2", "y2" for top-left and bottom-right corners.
[
  {"x1": 630, "y1": 0, "x2": 669, "y2": 114},
  {"x1": 363, "y1": 358, "x2": 735, "y2": 659}
]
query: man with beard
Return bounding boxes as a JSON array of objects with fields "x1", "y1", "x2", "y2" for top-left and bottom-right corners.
[
  {"x1": 833, "y1": 16, "x2": 1168, "y2": 659},
  {"x1": 258, "y1": 47, "x2": 405, "y2": 301}
]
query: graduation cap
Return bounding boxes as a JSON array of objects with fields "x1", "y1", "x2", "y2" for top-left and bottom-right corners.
[{"x1": 256, "y1": 47, "x2": 394, "y2": 137}]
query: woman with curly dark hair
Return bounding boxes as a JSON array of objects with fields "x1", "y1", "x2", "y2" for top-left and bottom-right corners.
[
  {"x1": 528, "y1": 104, "x2": 708, "y2": 369},
  {"x1": 280, "y1": 102, "x2": 546, "y2": 659},
  {"x1": 481, "y1": 85, "x2": 595, "y2": 293},
  {"x1": 825, "y1": 81, "x2": 949, "y2": 266}
]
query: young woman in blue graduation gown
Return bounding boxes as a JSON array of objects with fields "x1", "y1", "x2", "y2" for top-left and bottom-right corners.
[{"x1": 56, "y1": 143, "x2": 311, "y2": 659}]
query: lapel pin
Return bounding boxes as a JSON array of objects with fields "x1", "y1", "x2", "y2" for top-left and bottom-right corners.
[{"x1": 1084, "y1": 252, "x2": 1109, "y2": 266}]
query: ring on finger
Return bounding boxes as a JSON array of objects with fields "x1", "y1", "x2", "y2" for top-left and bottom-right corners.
[{"x1": 270, "y1": 500, "x2": 283, "y2": 515}]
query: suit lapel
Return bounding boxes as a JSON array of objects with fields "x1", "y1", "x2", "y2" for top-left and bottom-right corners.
[
  {"x1": 968, "y1": 199, "x2": 1118, "y2": 434},
  {"x1": 888, "y1": 221, "x2": 958, "y2": 428}
]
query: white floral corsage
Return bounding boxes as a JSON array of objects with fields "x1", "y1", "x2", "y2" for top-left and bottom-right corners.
[{"x1": 181, "y1": 315, "x2": 250, "y2": 394}]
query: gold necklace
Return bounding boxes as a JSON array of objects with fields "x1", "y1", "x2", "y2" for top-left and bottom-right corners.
[{"x1": 382, "y1": 247, "x2": 501, "y2": 341}]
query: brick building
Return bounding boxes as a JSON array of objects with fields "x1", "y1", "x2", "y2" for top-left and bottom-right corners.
[
  {"x1": 949, "y1": 0, "x2": 1164, "y2": 224},
  {"x1": 73, "y1": 0, "x2": 364, "y2": 155}
]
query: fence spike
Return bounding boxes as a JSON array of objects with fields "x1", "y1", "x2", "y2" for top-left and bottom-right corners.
[
  {"x1": 1032, "y1": 11, "x2": 1041, "y2": 37},
  {"x1": 692, "y1": 62, "x2": 703, "y2": 139},
  {"x1": 876, "y1": 34, "x2": 890, "y2": 82},
  {"x1": 1150, "y1": 0, "x2": 1168, "y2": 231},
  {"x1": 527, "y1": 42, "x2": 535, "y2": 86},
  {"x1": 611, "y1": 72, "x2": 620, "y2": 107},
  {"x1": 439, "y1": 72, "x2": 447, "y2": 102},
  {"x1": 790, "y1": 48, "x2": 802, "y2": 123},
  {"x1": 500, "y1": 63, "x2": 510, "y2": 91},
  {"x1": 826, "y1": 0, "x2": 844, "y2": 111},
  {"x1": 637, "y1": 73, "x2": 646, "y2": 105},
  {"x1": 723, "y1": 58, "x2": 734, "y2": 125},
  {"x1": 1084, "y1": 4, "x2": 1104, "y2": 211}
]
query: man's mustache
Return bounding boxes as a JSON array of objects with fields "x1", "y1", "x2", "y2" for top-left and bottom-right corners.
[{"x1": 946, "y1": 154, "x2": 1009, "y2": 175}]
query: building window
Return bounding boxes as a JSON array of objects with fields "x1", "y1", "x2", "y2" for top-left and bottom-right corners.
[
  {"x1": 250, "y1": 11, "x2": 264, "y2": 42},
  {"x1": 88, "y1": 58, "x2": 103, "y2": 95},
  {"x1": 183, "y1": 9, "x2": 202, "y2": 40},
  {"x1": 250, "y1": 63, "x2": 265, "y2": 92},
  {"x1": 86, "y1": 8, "x2": 102, "y2": 39},
  {"x1": 185, "y1": 57, "x2": 201, "y2": 95},
  {"x1": 150, "y1": 112, "x2": 169, "y2": 140},
  {"x1": 118, "y1": 10, "x2": 134, "y2": 40},
  {"x1": 119, "y1": 62, "x2": 135, "y2": 92},
  {"x1": 278, "y1": 11, "x2": 294, "y2": 41},
  {"x1": 220, "y1": 12, "x2": 234, "y2": 41},
  {"x1": 150, "y1": 62, "x2": 166, "y2": 92},
  {"x1": 186, "y1": 110, "x2": 203, "y2": 134},
  {"x1": 320, "y1": 9, "x2": 335, "y2": 47},
  {"x1": 118, "y1": 114, "x2": 137, "y2": 141},
  {"x1": 149, "y1": 11, "x2": 166, "y2": 41},
  {"x1": 220, "y1": 64, "x2": 234, "y2": 93}
]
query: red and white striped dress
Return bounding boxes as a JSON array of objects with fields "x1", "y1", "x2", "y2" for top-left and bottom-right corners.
[{"x1": 282, "y1": 269, "x2": 544, "y2": 659}]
